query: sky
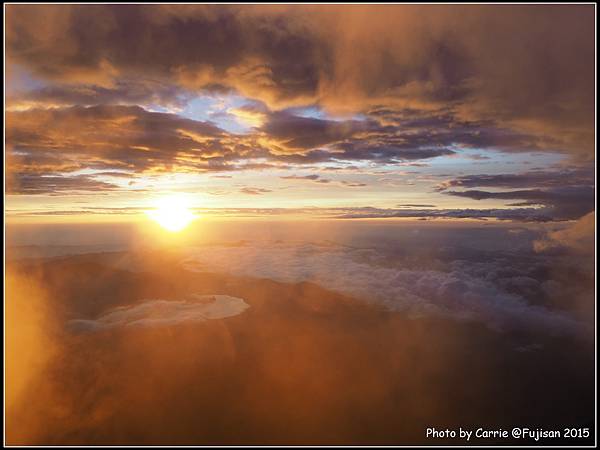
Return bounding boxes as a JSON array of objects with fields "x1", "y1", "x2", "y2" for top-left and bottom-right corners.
[{"x1": 4, "y1": 4, "x2": 596, "y2": 223}]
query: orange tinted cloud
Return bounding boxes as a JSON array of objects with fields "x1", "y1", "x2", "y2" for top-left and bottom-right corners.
[
  {"x1": 4, "y1": 5, "x2": 595, "y2": 222},
  {"x1": 6, "y1": 5, "x2": 594, "y2": 158}
]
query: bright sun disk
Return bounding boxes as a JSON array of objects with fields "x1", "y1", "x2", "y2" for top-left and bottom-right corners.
[{"x1": 147, "y1": 195, "x2": 196, "y2": 232}]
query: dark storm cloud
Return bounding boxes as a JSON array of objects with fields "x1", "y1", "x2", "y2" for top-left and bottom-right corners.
[{"x1": 6, "y1": 4, "x2": 594, "y2": 159}]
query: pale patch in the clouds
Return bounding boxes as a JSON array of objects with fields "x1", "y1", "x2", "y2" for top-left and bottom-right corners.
[{"x1": 68, "y1": 294, "x2": 249, "y2": 332}]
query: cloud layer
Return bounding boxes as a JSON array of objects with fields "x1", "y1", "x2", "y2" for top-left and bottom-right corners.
[
  {"x1": 181, "y1": 241, "x2": 584, "y2": 335},
  {"x1": 436, "y1": 169, "x2": 595, "y2": 220}
]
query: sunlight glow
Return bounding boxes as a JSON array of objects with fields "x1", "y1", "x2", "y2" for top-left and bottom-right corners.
[{"x1": 146, "y1": 195, "x2": 196, "y2": 232}]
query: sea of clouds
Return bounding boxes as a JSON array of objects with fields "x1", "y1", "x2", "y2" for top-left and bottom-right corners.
[{"x1": 180, "y1": 234, "x2": 590, "y2": 336}]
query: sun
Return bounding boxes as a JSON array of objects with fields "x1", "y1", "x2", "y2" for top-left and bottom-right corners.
[{"x1": 146, "y1": 195, "x2": 196, "y2": 232}]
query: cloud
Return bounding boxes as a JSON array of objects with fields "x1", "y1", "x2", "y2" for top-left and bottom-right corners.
[
  {"x1": 5, "y1": 228, "x2": 594, "y2": 444},
  {"x1": 181, "y1": 242, "x2": 583, "y2": 335},
  {"x1": 533, "y1": 212, "x2": 595, "y2": 254},
  {"x1": 359, "y1": 107, "x2": 548, "y2": 155},
  {"x1": 6, "y1": 79, "x2": 192, "y2": 110},
  {"x1": 7, "y1": 174, "x2": 121, "y2": 195},
  {"x1": 5, "y1": 105, "x2": 244, "y2": 180},
  {"x1": 281, "y1": 174, "x2": 368, "y2": 188},
  {"x1": 5, "y1": 268, "x2": 60, "y2": 443},
  {"x1": 6, "y1": 104, "x2": 469, "y2": 191},
  {"x1": 69, "y1": 294, "x2": 249, "y2": 332},
  {"x1": 437, "y1": 170, "x2": 595, "y2": 220},
  {"x1": 239, "y1": 187, "x2": 272, "y2": 195},
  {"x1": 436, "y1": 168, "x2": 594, "y2": 191},
  {"x1": 4, "y1": 5, "x2": 595, "y2": 225},
  {"x1": 260, "y1": 111, "x2": 368, "y2": 150},
  {"x1": 281, "y1": 174, "x2": 330, "y2": 183},
  {"x1": 340, "y1": 181, "x2": 367, "y2": 188},
  {"x1": 6, "y1": 5, "x2": 594, "y2": 160},
  {"x1": 333, "y1": 206, "x2": 555, "y2": 222},
  {"x1": 445, "y1": 187, "x2": 594, "y2": 220},
  {"x1": 3, "y1": 205, "x2": 575, "y2": 222},
  {"x1": 5, "y1": 5, "x2": 325, "y2": 105},
  {"x1": 332, "y1": 141, "x2": 455, "y2": 163}
]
